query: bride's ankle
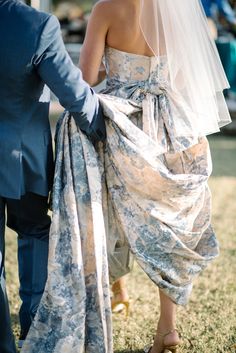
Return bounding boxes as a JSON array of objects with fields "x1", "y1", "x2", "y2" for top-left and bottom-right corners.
[
  {"x1": 157, "y1": 320, "x2": 176, "y2": 334},
  {"x1": 112, "y1": 289, "x2": 129, "y2": 302},
  {"x1": 111, "y1": 281, "x2": 129, "y2": 302}
]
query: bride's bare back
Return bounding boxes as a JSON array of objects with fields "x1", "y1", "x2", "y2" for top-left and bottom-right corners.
[
  {"x1": 79, "y1": 0, "x2": 153, "y2": 86},
  {"x1": 104, "y1": 0, "x2": 153, "y2": 55}
]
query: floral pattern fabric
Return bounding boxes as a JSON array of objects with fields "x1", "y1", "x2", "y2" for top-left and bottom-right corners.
[
  {"x1": 22, "y1": 46, "x2": 219, "y2": 353},
  {"x1": 99, "y1": 47, "x2": 218, "y2": 305},
  {"x1": 21, "y1": 114, "x2": 113, "y2": 353}
]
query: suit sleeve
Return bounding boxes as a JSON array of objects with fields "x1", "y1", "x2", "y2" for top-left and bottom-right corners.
[{"x1": 33, "y1": 15, "x2": 105, "y2": 140}]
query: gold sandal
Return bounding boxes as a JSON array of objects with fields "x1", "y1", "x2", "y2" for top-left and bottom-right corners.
[
  {"x1": 111, "y1": 299, "x2": 130, "y2": 316},
  {"x1": 111, "y1": 282, "x2": 130, "y2": 318},
  {"x1": 144, "y1": 329, "x2": 181, "y2": 353},
  {"x1": 111, "y1": 291, "x2": 130, "y2": 317}
]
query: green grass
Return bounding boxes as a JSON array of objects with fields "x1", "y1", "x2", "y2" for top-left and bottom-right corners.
[{"x1": 5, "y1": 135, "x2": 236, "y2": 353}]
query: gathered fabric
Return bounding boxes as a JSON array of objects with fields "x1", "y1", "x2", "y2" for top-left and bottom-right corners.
[
  {"x1": 21, "y1": 113, "x2": 113, "y2": 353},
  {"x1": 22, "y1": 46, "x2": 219, "y2": 353}
]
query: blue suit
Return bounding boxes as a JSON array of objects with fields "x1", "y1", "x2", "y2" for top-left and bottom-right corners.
[
  {"x1": 0, "y1": 1, "x2": 105, "y2": 352},
  {"x1": 0, "y1": 0, "x2": 105, "y2": 200}
]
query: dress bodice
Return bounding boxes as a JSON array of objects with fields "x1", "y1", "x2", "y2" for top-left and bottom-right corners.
[
  {"x1": 101, "y1": 46, "x2": 202, "y2": 152},
  {"x1": 103, "y1": 46, "x2": 169, "y2": 99}
]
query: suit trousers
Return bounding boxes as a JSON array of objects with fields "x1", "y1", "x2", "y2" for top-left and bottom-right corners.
[{"x1": 0, "y1": 193, "x2": 51, "y2": 353}]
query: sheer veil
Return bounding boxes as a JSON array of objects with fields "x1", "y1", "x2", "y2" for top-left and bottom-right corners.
[{"x1": 139, "y1": 0, "x2": 231, "y2": 135}]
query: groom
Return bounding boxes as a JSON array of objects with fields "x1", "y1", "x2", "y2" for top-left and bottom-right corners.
[{"x1": 0, "y1": 1, "x2": 106, "y2": 352}]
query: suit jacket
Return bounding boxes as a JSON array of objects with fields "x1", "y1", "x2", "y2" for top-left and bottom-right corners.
[{"x1": 0, "y1": 0, "x2": 105, "y2": 199}]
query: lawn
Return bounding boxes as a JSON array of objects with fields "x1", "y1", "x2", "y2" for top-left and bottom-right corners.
[{"x1": 5, "y1": 135, "x2": 236, "y2": 353}]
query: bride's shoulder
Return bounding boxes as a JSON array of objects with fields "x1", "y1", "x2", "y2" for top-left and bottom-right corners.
[
  {"x1": 92, "y1": 0, "x2": 114, "y2": 11},
  {"x1": 91, "y1": 0, "x2": 126, "y2": 17},
  {"x1": 89, "y1": 0, "x2": 131, "y2": 28}
]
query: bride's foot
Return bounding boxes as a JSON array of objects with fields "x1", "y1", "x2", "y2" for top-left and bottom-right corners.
[
  {"x1": 111, "y1": 279, "x2": 130, "y2": 316},
  {"x1": 111, "y1": 291, "x2": 130, "y2": 316},
  {"x1": 149, "y1": 329, "x2": 181, "y2": 353}
]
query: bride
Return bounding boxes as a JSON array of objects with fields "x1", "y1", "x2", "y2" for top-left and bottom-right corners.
[
  {"x1": 21, "y1": 1, "x2": 231, "y2": 353},
  {"x1": 79, "y1": 0, "x2": 231, "y2": 352}
]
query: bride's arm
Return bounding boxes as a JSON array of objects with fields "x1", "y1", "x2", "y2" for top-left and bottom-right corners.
[{"x1": 79, "y1": 2, "x2": 110, "y2": 87}]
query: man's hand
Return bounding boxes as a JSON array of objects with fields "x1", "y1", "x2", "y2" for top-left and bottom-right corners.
[
  {"x1": 87, "y1": 101, "x2": 106, "y2": 142},
  {"x1": 72, "y1": 96, "x2": 106, "y2": 142}
]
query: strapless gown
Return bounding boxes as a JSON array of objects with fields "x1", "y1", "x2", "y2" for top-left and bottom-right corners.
[{"x1": 21, "y1": 47, "x2": 219, "y2": 353}]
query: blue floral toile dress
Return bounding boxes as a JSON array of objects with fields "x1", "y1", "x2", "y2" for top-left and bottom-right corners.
[
  {"x1": 99, "y1": 47, "x2": 219, "y2": 302},
  {"x1": 21, "y1": 47, "x2": 219, "y2": 353}
]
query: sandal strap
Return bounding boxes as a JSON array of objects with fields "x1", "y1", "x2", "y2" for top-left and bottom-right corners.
[{"x1": 157, "y1": 328, "x2": 178, "y2": 338}]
